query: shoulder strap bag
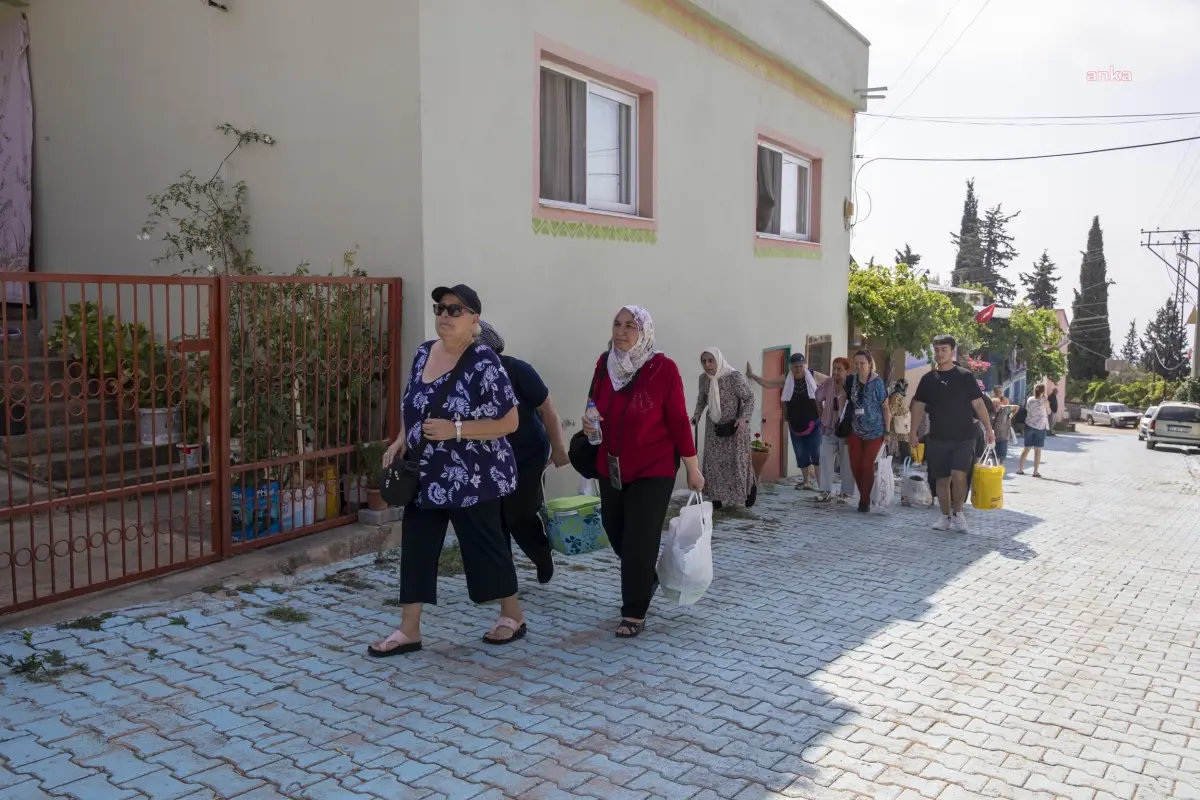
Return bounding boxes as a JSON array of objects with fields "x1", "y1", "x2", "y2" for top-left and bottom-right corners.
[
  {"x1": 568, "y1": 356, "x2": 609, "y2": 480},
  {"x1": 380, "y1": 347, "x2": 473, "y2": 508}
]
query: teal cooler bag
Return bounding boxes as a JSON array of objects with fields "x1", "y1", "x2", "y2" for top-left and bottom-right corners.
[{"x1": 541, "y1": 477, "x2": 609, "y2": 556}]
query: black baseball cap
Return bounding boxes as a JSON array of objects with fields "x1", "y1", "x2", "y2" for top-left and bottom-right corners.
[
  {"x1": 790, "y1": 352, "x2": 806, "y2": 364},
  {"x1": 431, "y1": 284, "x2": 481, "y2": 315}
]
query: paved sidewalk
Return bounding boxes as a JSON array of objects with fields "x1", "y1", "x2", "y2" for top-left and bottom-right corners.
[{"x1": 1, "y1": 429, "x2": 1198, "y2": 799}]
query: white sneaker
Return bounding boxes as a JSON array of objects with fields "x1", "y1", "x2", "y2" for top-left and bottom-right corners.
[
  {"x1": 952, "y1": 512, "x2": 970, "y2": 533},
  {"x1": 932, "y1": 515, "x2": 952, "y2": 531}
]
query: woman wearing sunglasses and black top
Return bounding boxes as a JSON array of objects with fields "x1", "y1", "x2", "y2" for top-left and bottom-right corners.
[{"x1": 368, "y1": 284, "x2": 527, "y2": 657}]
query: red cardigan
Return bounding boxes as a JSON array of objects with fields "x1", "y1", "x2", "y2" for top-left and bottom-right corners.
[{"x1": 590, "y1": 353, "x2": 697, "y2": 483}]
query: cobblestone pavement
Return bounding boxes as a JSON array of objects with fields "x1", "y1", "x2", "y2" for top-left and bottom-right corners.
[{"x1": 2, "y1": 429, "x2": 1198, "y2": 799}]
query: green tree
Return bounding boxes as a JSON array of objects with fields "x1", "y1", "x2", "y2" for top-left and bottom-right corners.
[
  {"x1": 982, "y1": 304, "x2": 1066, "y2": 386},
  {"x1": 1142, "y1": 299, "x2": 1189, "y2": 380},
  {"x1": 894, "y1": 244, "x2": 921, "y2": 268},
  {"x1": 1068, "y1": 216, "x2": 1113, "y2": 380},
  {"x1": 848, "y1": 261, "x2": 977, "y2": 381},
  {"x1": 977, "y1": 204, "x2": 1019, "y2": 305},
  {"x1": 1020, "y1": 250, "x2": 1060, "y2": 310},
  {"x1": 1120, "y1": 319, "x2": 1141, "y2": 365},
  {"x1": 950, "y1": 179, "x2": 983, "y2": 289}
]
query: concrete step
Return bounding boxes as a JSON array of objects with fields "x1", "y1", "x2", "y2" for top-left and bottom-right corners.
[
  {"x1": 1, "y1": 355, "x2": 71, "y2": 381},
  {"x1": 0, "y1": 418, "x2": 140, "y2": 457},
  {"x1": 23, "y1": 397, "x2": 120, "y2": 429},
  {"x1": 49, "y1": 459, "x2": 209, "y2": 495},
  {"x1": 7, "y1": 440, "x2": 179, "y2": 483},
  {"x1": 0, "y1": 334, "x2": 48, "y2": 360}
]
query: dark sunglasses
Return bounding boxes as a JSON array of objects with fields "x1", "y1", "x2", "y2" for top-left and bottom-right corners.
[{"x1": 432, "y1": 302, "x2": 472, "y2": 318}]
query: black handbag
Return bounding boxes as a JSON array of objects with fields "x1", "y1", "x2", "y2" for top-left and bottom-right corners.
[
  {"x1": 380, "y1": 350, "x2": 471, "y2": 507},
  {"x1": 713, "y1": 398, "x2": 743, "y2": 438},
  {"x1": 568, "y1": 358, "x2": 609, "y2": 480},
  {"x1": 835, "y1": 378, "x2": 854, "y2": 438}
]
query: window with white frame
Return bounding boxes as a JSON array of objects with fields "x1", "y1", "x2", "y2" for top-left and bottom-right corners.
[
  {"x1": 539, "y1": 64, "x2": 638, "y2": 215},
  {"x1": 756, "y1": 143, "x2": 812, "y2": 240}
]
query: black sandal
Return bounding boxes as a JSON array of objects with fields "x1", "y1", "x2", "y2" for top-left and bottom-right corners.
[
  {"x1": 366, "y1": 629, "x2": 422, "y2": 658},
  {"x1": 482, "y1": 616, "x2": 527, "y2": 646},
  {"x1": 616, "y1": 619, "x2": 645, "y2": 638}
]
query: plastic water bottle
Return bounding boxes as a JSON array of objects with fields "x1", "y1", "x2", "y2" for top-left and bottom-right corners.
[{"x1": 584, "y1": 401, "x2": 603, "y2": 445}]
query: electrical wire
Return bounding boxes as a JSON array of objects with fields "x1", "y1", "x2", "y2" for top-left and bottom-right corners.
[
  {"x1": 872, "y1": 0, "x2": 967, "y2": 108},
  {"x1": 861, "y1": 0, "x2": 994, "y2": 146},
  {"x1": 857, "y1": 134, "x2": 1200, "y2": 164},
  {"x1": 858, "y1": 115, "x2": 1200, "y2": 128},
  {"x1": 861, "y1": 111, "x2": 1200, "y2": 121}
]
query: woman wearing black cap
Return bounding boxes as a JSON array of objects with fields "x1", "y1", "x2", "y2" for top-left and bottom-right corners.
[{"x1": 368, "y1": 284, "x2": 527, "y2": 656}]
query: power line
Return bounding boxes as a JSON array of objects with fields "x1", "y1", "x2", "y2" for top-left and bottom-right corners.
[
  {"x1": 861, "y1": 0, "x2": 993, "y2": 146},
  {"x1": 859, "y1": 114, "x2": 1200, "y2": 128},
  {"x1": 883, "y1": 0, "x2": 967, "y2": 92},
  {"x1": 856, "y1": 134, "x2": 1200, "y2": 165},
  {"x1": 861, "y1": 111, "x2": 1200, "y2": 121}
]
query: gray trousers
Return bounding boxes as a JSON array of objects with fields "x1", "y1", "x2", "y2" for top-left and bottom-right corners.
[{"x1": 818, "y1": 434, "x2": 857, "y2": 500}]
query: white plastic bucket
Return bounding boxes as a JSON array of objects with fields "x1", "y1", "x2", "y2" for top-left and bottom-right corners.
[{"x1": 138, "y1": 407, "x2": 180, "y2": 446}]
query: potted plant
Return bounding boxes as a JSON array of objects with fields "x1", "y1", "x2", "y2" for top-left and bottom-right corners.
[
  {"x1": 750, "y1": 433, "x2": 771, "y2": 478},
  {"x1": 356, "y1": 441, "x2": 388, "y2": 511}
]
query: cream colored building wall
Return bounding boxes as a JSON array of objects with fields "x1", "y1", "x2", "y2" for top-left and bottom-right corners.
[
  {"x1": 25, "y1": 0, "x2": 425, "y2": 353},
  {"x1": 417, "y1": 0, "x2": 862, "y2": 489}
]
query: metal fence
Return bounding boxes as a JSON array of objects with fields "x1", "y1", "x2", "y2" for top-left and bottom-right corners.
[{"x1": 0, "y1": 273, "x2": 402, "y2": 613}]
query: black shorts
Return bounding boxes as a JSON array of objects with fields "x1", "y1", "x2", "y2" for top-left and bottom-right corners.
[{"x1": 925, "y1": 438, "x2": 975, "y2": 480}]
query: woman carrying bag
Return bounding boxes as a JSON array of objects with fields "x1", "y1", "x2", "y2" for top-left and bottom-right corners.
[
  {"x1": 690, "y1": 348, "x2": 756, "y2": 510},
  {"x1": 575, "y1": 306, "x2": 702, "y2": 639}
]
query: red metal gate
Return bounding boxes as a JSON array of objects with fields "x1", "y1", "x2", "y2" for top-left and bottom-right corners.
[{"x1": 0, "y1": 273, "x2": 402, "y2": 614}]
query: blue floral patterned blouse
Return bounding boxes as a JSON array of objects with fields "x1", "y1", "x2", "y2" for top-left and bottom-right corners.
[
  {"x1": 847, "y1": 373, "x2": 888, "y2": 440},
  {"x1": 402, "y1": 341, "x2": 518, "y2": 509}
]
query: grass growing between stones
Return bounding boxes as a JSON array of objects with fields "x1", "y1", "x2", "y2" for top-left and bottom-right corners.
[
  {"x1": 324, "y1": 571, "x2": 372, "y2": 591},
  {"x1": 265, "y1": 606, "x2": 312, "y2": 624},
  {"x1": 2, "y1": 649, "x2": 88, "y2": 683},
  {"x1": 55, "y1": 613, "x2": 113, "y2": 632},
  {"x1": 438, "y1": 544, "x2": 465, "y2": 577}
]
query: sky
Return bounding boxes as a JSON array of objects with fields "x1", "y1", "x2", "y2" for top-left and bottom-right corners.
[{"x1": 823, "y1": 0, "x2": 1200, "y2": 355}]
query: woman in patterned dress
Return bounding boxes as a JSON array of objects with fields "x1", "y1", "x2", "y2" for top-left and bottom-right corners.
[
  {"x1": 690, "y1": 348, "x2": 756, "y2": 509},
  {"x1": 368, "y1": 284, "x2": 527, "y2": 657}
]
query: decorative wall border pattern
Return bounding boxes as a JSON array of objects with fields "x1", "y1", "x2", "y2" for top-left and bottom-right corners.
[
  {"x1": 532, "y1": 217, "x2": 658, "y2": 244},
  {"x1": 623, "y1": 0, "x2": 855, "y2": 123},
  {"x1": 755, "y1": 245, "x2": 822, "y2": 260}
]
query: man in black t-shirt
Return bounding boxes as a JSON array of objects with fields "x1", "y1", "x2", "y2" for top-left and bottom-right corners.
[
  {"x1": 909, "y1": 335, "x2": 994, "y2": 533},
  {"x1": 477, "y1": 322, "x2": 569, "y2": 584}
]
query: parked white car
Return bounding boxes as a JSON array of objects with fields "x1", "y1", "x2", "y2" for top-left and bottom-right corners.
[
  {"x1": 1087, "y1": 402, "x2": 1141, "y2": 428},
  {"x1": 1138, "y1": 406, "x2": 1158, "y2": 440},
  {"x1": 1145, "y1": 402, "x2": 1200, "y2": 451}
]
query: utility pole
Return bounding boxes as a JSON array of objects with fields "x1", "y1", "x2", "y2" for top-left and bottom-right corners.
[{"x1": 1140, "y1": 228, "x2": 1200, "y2": 378}]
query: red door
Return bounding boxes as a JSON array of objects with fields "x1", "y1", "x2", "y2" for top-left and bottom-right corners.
[{"x1": 760, "y1": 349, "x2": 787, "y2": 481}]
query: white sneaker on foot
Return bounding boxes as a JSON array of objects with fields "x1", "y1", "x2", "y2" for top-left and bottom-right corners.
[
  {"x1": 952, "y1": 512, "x2": 970, "y2": 533},
  {"x1": 932, "y1": 515, "x2": 952, "y2": 531}
]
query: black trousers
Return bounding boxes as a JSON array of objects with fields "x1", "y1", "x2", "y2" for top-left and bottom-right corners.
[
  {"x1": 502, "y1": 462, "x2": 552, "y2": 566},
  {"x1": 398, "y1": 497, "x2": 518, "y2": 606},
  {"x1": 597, "y1": 476, "x2": 675, "y2": 619}
]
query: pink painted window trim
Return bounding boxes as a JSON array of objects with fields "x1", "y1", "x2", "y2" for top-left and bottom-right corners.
[
  {"x1": 754, "y1": 127, "x2": 823, "y2": 247},
  {"x1": 533, "y1": 36, "x2": 657, "y2": 230}
]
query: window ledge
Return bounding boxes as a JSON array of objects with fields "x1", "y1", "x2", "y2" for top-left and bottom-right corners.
[
  {"x1": 536, "y1": 200, "x2": 657, "y2": 230},
  {"x1": 755, "y1": 233, "x2": 819, "y2": 248}
]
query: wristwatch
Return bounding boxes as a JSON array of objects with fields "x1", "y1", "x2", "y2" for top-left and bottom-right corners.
[{"x1": 455, "y1": 420, "x2": 462, "y2": 443}]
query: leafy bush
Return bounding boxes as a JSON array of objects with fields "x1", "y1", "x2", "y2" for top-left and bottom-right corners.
[{"x1": 1175, "y1": 377, "x2": 1200, "y2": 403}]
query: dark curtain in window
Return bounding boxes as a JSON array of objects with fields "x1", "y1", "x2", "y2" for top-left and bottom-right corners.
[
  {"x1": 540, "y1": 68, "x2": 587, "y2": 204},
  {"x1": 756, "y1": 146, "x2": 782, "y2": 234}
]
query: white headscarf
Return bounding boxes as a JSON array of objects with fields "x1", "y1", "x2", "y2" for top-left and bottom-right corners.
[
  {"x1": 607, "y1": 305, "x2": 659, "y2": 391},
  {"x1": 781, "y1": 363, "x2": 818, "y2": 403},
  {"x1": 701, "y1": 347, "x2": 734, "y2": 423}
]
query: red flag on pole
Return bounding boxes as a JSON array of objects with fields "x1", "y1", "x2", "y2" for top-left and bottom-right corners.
[{"x1": 974, "y1": 303, "x2": 997, "y2": 324}]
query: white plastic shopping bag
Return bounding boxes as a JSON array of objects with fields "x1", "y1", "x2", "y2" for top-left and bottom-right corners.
[
  {"x1": 871, "y1": 448, "x2": 895, "y2": 509},
  {"x1": 656, "y1": 493, "x2": 713, "y2": 605},
  {"x1": 900, "y1": 457, "x2": 933, "y2": 508}
]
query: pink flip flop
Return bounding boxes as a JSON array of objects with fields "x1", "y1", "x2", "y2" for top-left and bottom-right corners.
[
  {"x1": 366, "y1": 628, "x2": 422, "y2": 658},
  {"x1": 482, "y1": 616, "x2": 527, "y2": 646}
]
